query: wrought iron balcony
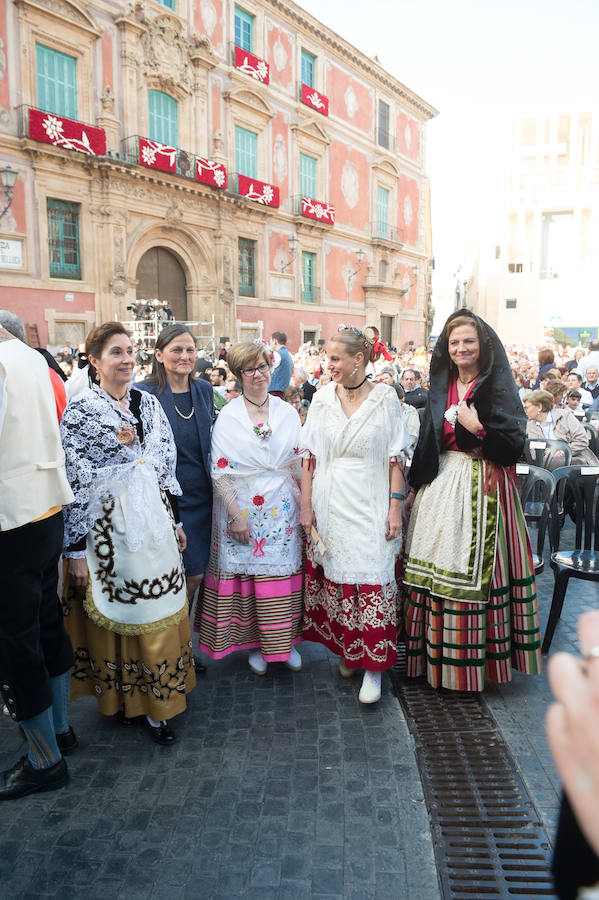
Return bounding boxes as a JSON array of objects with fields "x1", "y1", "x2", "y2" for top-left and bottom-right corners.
[{"x1": 369, "y1": 222, "x2": 404, "y2": 246}]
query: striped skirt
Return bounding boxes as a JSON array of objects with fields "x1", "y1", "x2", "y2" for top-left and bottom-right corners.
[
  {"x1": 194, "y1": 568, "x2": 304, "y2": 662},
  {"x1": 403, "y1": 454, "x2": 542, "y2": 691}
]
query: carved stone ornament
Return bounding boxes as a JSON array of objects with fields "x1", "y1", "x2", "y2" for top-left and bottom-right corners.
[
  {"x1": 220, "y1": 286, "x2": 234, "y2": 306},
  {"x1": 110, "y1": 267, "x2": 129, "y2": 296},
  {"x1": 165, "y1": 199, "x2": 182, "y2": 225},
  {"x1": 100, "y1": 85, "x2": 115, "y2": 112},
  {"x1": 138, "y1": 14, "x2": 203, "y2": 95}
]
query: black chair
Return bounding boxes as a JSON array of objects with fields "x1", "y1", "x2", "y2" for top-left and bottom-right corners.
[
  {"x1": 583, "y1": 421, "x2": 599, "y2": 456},
  {"x1": 542, "y1": 467, "x2": 599, "y2": 654},
  {"x1": 515, "y1": 463, "x2": 556, "y2": 575},
  {"x1": 523, "y1": 438, "x2": 572, "y2": 470}
]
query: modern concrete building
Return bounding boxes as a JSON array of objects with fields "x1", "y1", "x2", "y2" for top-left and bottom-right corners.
[
  {"x1": 467, "y1": 111, "x2": 599, "y2": 346},
  {"x1": 0, "y1": 0, "x2": 437, "y2": 350}
]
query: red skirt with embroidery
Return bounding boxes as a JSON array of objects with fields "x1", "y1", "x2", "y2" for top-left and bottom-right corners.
[{"x1": 302, "y1": 557, "x2": 400, "y2": 671}]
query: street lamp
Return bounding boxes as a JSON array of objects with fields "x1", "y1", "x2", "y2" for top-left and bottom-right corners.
[
  {"x1": 0, "y1": 165, "x2": 18, "y2": 222},
  {"x1": 280, "y1": 234, "x2": 298, "y2": 273},
  {"x1": 346, "y1": 248, "x2": 365, "y2": 306}
]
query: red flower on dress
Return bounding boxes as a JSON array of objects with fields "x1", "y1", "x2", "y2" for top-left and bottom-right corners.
[
  {"x1": 217, "y1": 457, "x2": 228, "y2": 468},
  {"x1": 252, "y1": 495, "x2": 265, "y2": 506}
]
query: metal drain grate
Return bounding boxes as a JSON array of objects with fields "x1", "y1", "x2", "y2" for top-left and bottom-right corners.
[{"x1": 389, "y1": 654, "x2": 555, "y2": 899}]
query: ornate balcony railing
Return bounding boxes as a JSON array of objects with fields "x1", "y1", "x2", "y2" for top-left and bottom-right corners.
[
  {"x1": 296, "y1": 195, "x2": 335, "y2": 225},
  {"x1": 121, "y1": 136, "x2": 227, "y2": 189},
  {"x1": 229, "y1": 172, "x2": 280, "y2": 208},
  {"x1": 17, "y1": 105, "x2": 107, "y2": 156},
  {"x1": 369, "y1": 222, "x2": 404, "y2": 246}
]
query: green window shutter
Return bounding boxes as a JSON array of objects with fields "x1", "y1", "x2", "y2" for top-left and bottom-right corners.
[
  {"x1": 235, "y1": 126, "x2": 258, "y2": 179},
  {"x1": 302, "y1": 251, "x2": 315, "y2": 302},
  {"x1": 377, "y1": 187, "x2": 389, "y2": 238},
  {"x1": 148, "y1": 91, "x2": 178, "y2": 146},
  {"x1": 238, "y1": 238, "x2": 255, "y2": 296},
  {"x1": 235, "y1": 7, "x2": 254, "y2": 51},
  {"x1": 47, "y1": 199, "x2": 81, "y2": 279},
  {"x1": 36, "y1": 44, "x2": 77, "y2": 119},
  {"x1": 301, "y1": 50, "x2": 315, "y2": 87},
  {"x1": 299, "y1": 153, "x2": 317, "y2": 198},
  {"x1": 157, "y1": 0, "x2": 175, "y2": 8}
]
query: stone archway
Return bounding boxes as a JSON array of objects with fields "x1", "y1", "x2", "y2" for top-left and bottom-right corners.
[{"x1": 136, "y1": 247, "x2": 187, "y2": 320}]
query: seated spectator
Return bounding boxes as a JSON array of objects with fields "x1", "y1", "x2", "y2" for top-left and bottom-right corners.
[
  {"x1": 292, "y1": 367, "x2": 316, "y2": 404},
  {"x1": 566, "y1": 390, "x2": 585, "y2": 419},
  {"x1": 565, "y1": 347, "x2": 585, "y2": 372},
  {"x1": 524, "y1": 389, "x2": 599, "y2": 468},
  {"x1": 539, "y1": 371, "x2": 557, "y2": 391},
  {"x1": 401, "y1": 368, "x2": 428, "y2": 408},
  {"x1": 378, "y1": 366, "x2": 396, "y2": 385},
  {"x1": 318, "y1": 372, "x2": 332, "y2": 388},
  {"x1": 566, "y1": 371, "x2": 593, "y2": 407},
  {"x1": 514, "y1": 371, "x2": 528, "y2": 400},
  {"x1": 533, "y1": 348, "x2": 555, "y2": 388},
  {"x1": 284, "y1": 385, "x2": 306, "y2": 424},
  {"x1": 583, "y1": 365, "x2": 599, "y2": 400},
  {"x1": 210, "y1": 367, "x2": 228, "y2": 398},
  {"x1": 546, "y1": 380, "x2": 567, "y2": 408}
]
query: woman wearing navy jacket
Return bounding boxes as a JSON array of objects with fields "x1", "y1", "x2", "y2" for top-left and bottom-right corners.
[{"x1": 138, "y1": 325, "x2": 214, "y2": 616}]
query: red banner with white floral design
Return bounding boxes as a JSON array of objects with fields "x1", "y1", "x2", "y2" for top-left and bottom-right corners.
[
  {"x1": 138, "y1": 138, "x2": 177, "y2": 173},
  {"x1": 28, "y1": 107, "x2": 106, "y2": 156},
  {"x1": 234, "y1": 46, "x2": 270, "y2": 84},
  {"x1": 237, "y1": 174, "x2": 279, "y2": 208},
  {"x1": 196, "y1": 156, "x2": 227, "y2": 189},
  {"x1": 301, "y1": 196, "x2": 335, "y2": 225},
  {"x1": 301, "y1": 84, "x2": 329, "y2": 116}
]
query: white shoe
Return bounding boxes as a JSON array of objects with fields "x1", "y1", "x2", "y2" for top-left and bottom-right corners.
[
  {"x1": 285, "y1": 647, "x2": 302, "y2": 671},
  {"x1": 248, "y1": 651, "x2": 267, "y2": 675},
  {"x1": 358, "y1": 670, "x2": 382, "y2": 704},
  {"x1": 339, "y1": 660, "x2": 358, "y2": 678}
]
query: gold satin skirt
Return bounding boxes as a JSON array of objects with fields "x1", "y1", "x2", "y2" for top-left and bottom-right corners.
[{"x1": 62, "y1": 573, "x2": 196, "y2": 720}]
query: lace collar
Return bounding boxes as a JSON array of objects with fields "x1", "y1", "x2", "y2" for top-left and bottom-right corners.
[{"x1": 91, "y1": 382, "x2": 137, "y2": 423}]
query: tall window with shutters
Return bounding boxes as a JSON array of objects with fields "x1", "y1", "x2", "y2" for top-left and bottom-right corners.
[
  {"x1": 299, "y1": 153, "x2": 317, "y2": 198},
  {"x1": 378, "y1": 100, "x2": 390, "y2": 149},
  {"x1": 148, "y1": 91, "x2": 178, "y2": 146},
  {"x1": 302, "y1": 251, "x2": 315, "y2": 302},
  {"x1": 235, "y1": 126, "x2": 258, "y2": 179},
  {"x1": 238, "y1": 238, "x2": 255, "y2": 297},
  {"x1": 36, "y1": 45, "x2": 77, "y2": 119},
  {"x1": 376, "y1": 187, "x2": 390, "y2": 239},
  {"x1": 47, "y1": 199, "x2": 81, "y2": 279},
  {"x1": 301, "y1": 50, "x2": 315, "y2": 87},
  {"x1": 235, "y1": 7, "x2": 254, "y2": 51}
]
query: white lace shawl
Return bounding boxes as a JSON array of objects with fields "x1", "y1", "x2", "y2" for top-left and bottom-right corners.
[{"x1": 60, "y1": 384, "x2": 181, "y2": 551}]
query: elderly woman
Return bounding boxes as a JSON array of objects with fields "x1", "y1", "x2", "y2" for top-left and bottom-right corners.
[
  {"x1": 524, "y1": 389, "x2": 599, "y2": 468},
  {"x1": 194, "y1": 342, "x2": 303, "y2": 675},
  {"x1": 137, "y1": 325, "x2": 213, "y2": 609},
  {"x1": 60, "y1": 323, "x2": 195, "y2": 744},
  {"x1": 403, "y1": 310, "x2": 542, "y2": 691},
  {"x1": 300, "y1": 327, "x2": 408, "y2": 704},
  {"x1": 284, "y1": 385, "x2": 307, "y2": 424}
]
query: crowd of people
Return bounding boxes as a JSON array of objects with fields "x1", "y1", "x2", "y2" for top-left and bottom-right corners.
[{"x1": 1, "y1": 305, "x2": 598, "y2": 897}]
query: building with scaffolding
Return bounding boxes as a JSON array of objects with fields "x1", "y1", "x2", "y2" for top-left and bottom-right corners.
[{"x1": 0, "y1": 0, "x2": 436, "y2": 351}]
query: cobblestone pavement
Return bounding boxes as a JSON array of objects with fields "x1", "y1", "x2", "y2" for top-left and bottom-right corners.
[{"x1": 1, "y1": 523, "x2": 596, "y2": 899}]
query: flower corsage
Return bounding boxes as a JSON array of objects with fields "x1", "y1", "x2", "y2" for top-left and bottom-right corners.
[
  {"x1": 253, "y1": 422, "x2": 272, "y2": 441},
  {"x1": 444, "y1": 404, "x2": 459, "y2": 428}
]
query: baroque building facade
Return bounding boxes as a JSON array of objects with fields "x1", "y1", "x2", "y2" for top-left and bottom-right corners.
[{"x1": 0, "y1": 0, "x2": 437, "y2": 350}]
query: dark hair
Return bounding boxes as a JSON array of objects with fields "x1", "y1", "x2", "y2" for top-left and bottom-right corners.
[
  {"x1": 215, "y1": 367, "x2": 227, "y2": 379},
  {"x1": 538, "y1": 348, "x2": 555, "y2": 366},
  {"x1": 85, "y1": 321, "x2": 131, "y2": 384},
  {"x1": 539, "y1": 371, "x2": 557, "y2": 383},
  {"x1": 392, "y1": 383, "x2": 405, "y2": 401},
  {"x1": 568, "y1": 390, "x2": 581, "y2": 400},
  {"x1": 589, "y1": 340, "x2": 599, "y2": 352},
  {"x1": 284, "y1": 385, "x2": 303, "y2": 402},
  {"x1": 568, "y1": 371, "x2": 583, "y2": 383},
  {"x1": 144, "y1": 324, "x2": 196, "y2": 393},
  {"x1": 272, "y1": 331, "x2": 287, "y2": 345}
]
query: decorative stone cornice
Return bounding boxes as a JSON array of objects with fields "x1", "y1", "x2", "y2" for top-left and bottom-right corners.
[
  {"x1": 223, "y1": 86, "x2": 275, "y2": 120},
  {"x1": 264, "y1": 0, "x2": 438, "y2": 120},
  {"x1": 15, "y1": 0, "x2": 102, "y2": 36},
  {"x1": 290, "y1": 115, "x2": 331, "y2": 146}
]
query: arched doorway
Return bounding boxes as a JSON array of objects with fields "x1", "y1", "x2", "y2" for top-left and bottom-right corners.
[{"x1": 136, "y1": 247, "x2": 187, "y2": 320}]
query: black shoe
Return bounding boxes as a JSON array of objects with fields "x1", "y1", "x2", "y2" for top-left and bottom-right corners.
[
  {"x1": 0, "y1": 756, "x2": 68, "y2": 801},
  {"x1": 117, "y1": 709, "x2": 135, "y2": 726},
  {"x1": 56, "y1": 726, "x2": 78, "y2": 755},
  {"x1": 193, "y1": 657, "x2": 207, "y2": 675},
  {"x1": 144, "y1": 720, "x2": 175, "y2": 746}
]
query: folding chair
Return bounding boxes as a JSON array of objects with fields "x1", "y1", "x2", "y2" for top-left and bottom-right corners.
[
  {"x1": 523, "y1": 438, "x2": 572, "y2": 470},
  {"x1": 515, "y1": 463, "x2": 555, "y2": 575}
]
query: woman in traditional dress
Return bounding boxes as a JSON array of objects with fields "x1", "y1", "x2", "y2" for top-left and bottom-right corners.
[
  {"x1": 300, "y1": 327, "x2": 408, "y2": 704},
  {"x1": 137, "y1": 325, "x2": 213, "y2": 643},
  {"x1": 61, "y1": 322, "x2": 195, "y2": 744},
  {"x1": 403, "y1": 309, "x2": 542, "y2": 691},
  {"x1": 194, "y1": 341, "x2": 303, "y2": 675}
]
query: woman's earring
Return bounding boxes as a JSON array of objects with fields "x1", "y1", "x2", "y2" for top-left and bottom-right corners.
[{"x1": 351, "y1": 365, "x2": 359, "y2": 376}]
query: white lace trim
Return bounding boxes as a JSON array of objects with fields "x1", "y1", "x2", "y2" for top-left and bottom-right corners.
[{"x1": 60, "y1": 384, "x2": 181, "y2": 552}]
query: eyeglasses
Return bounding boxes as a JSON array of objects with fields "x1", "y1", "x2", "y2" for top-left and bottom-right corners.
[{"x1": 240, "y1": 362, "x2": 270, "y2": 378}]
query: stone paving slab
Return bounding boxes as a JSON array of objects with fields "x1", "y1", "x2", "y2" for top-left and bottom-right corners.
[{"x1": 0, "y1": 639, "x2": 439, "y2": 899}]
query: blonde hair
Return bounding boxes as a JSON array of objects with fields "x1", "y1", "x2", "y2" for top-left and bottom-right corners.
[
  {"x1": 527, "y1": 389, "x2": 554, "y2": 412},
  {"x1": 227, "y1": 342, "x2": 272, "y2": 379},
  {"x1": 330, "y1": 328, "x2": 380, "y2": 364}
]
